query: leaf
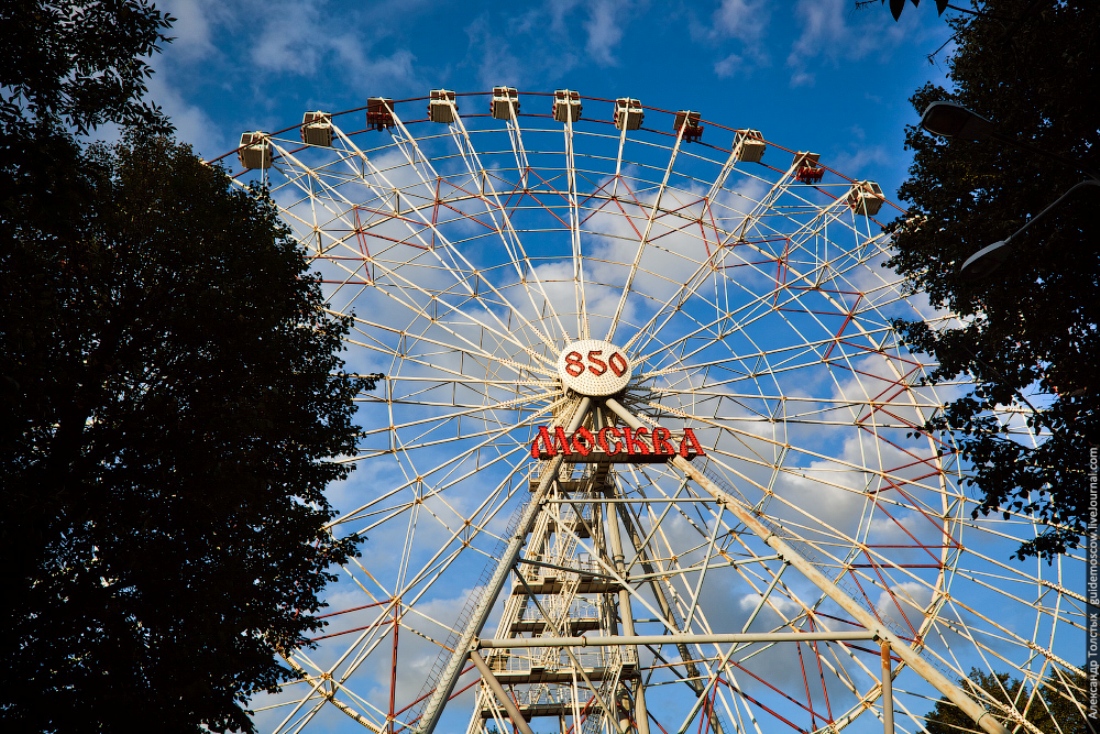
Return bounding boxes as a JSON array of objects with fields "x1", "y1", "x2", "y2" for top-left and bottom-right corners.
[{"x1": 890, "y1": 0, "x2": 906, "y2": 19}]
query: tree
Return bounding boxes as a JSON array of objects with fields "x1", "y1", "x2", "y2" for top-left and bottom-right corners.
[
  {"x1": 0, "y1": 131, "x2": 369, "y2": 733},
  {"x1": 0, "y1": 0, "x2": 173, "y2": 219},
  {"x1": 0, "y1": 130, "x2": 370, "y2": 732},
  {"x1": 885, "y1": 0, "x2": 1099, "y2": 560},
  {"x1": 1, "y1": 2, "x2": 372, "y2": 731},
  {"x1": 0, "y1": 0, "x2": 171, "y2": 133},
  {"x1": 924, "y1": 668, "x2": 1089, "y2": 734}
]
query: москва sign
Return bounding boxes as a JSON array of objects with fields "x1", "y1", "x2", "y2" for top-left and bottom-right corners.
[{"x1": 532, "y1": 425, "x2": 704, "y2": 463}]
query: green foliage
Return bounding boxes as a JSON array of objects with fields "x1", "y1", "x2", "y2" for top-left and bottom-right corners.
[
  {"x1": 924, "y1": 668, "x2": 1089, "y2": 734},
  {"x1": 0, "y1": 2, "x2": 372, "y2": 731},
  {"x1": 0, "y1": 0, "x2": 172, "y2": 133},
  {"x1": 885, "y1": 0, "x2": 1099, "y2": 560},
  {"x1": 0, "y1": 131, "x2": 368, "y2": 732}
]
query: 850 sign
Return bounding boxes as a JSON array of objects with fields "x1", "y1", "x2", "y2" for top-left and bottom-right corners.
[
  {"x1": 557, "y1": 340, "x2": 633, "y2": 396},
  {"x1": 562, "y1": 348, "x2": 628, "y2": 379}
]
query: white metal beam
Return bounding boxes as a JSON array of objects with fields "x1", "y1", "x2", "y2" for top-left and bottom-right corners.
[{"x1": 602, "y1": 396, "x2": 1010, "y2": 734}]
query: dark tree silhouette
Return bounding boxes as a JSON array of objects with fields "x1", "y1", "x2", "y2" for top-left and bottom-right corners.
[
  {"x1": 1, "y1": 3, "x2": 372, "y2": 731},
  {"x1": 885, "y1": 0, "x2": 1099, "y2": 560},
  {"x1": 0, "y1": 130, "x2": 370, "y2": 733}
]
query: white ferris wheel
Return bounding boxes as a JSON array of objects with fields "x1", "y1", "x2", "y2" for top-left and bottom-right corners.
[{"x1": 219, "y1": 89, "x2": 1087, "y2": 734}]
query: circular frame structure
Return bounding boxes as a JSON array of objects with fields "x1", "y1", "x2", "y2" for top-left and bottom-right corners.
[{"x1": 218, "y1": 90, "x2": 1087, "y2": 734}]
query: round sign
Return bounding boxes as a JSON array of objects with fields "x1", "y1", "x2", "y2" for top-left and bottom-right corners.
[{"x1": 557, "y1": 339, "x2": 632, "y2": 396}]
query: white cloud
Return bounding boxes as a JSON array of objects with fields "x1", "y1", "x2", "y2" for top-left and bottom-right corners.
[
  {"x1": 161, "y1": 0, "x2": 225, "y2": 60},
  {"x1": 229, "y1": 0, "x2": 421, "y2": 89},
  {"x1": 738, "y1": 590, "x2": 799, "y2": 615},
  {"x1": 875, "y1": 580, "x2": 933, "y2": 631},
  {"x1": 830, "y1": 145, "x2": 892, "y2": 178},
  {"x1": 584, "y1": 0, "x2": 627, "y2": 67},
  {"x1": 705, "y1": 0, "x2": 772, "y2": 77},
  {"x1": 146, "y1": 70, "x2": 227, "y2": 157},
  {"x1": 465, "y1": 15, "x2": 528, "y2": 90},
  {"x1": 786, "y1": 0, "x2": 908, "y2": 88},
  {"x1": 714, "y1": 53, "x2": 743, "y2": 79},
  {"x1": 547, "y1": 0, "x2": 582, "y2": 34},
  {"x1": 789, "y1": 70, "x2": 815, "y2": 88},
  {"x1": 712, "y1": 0, "x2": 770, "y2": 44}
]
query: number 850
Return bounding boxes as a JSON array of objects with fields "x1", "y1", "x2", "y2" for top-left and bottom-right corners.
[{"x1": 564, "y1": 349, "x2": 627, "y2": 378}]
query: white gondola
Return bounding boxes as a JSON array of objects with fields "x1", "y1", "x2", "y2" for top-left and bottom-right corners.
[
  {"x1": 613, "y1": 98, "x2": 643, "y2": 131},
  {"x1": 237, "y1": 132, "x2": 271, "y2": 170},
  {"x1": 491, "y1": 87, "x2": 519, "y2": 120},
  {"x1": 847, "y1": 180, "x2": 885, "y2": 216},
  {"x1": 428, "y1": 90, "x2": 457, "y2": 124},
  {"x1": 301, "y1": 111, "x2": 332, "y2": 147},
  {"x1": 553, "y1": 90, "x2": 582, "y2": 123},
  {"x1": 735, "y1": 129, "x2": 766, "y2": 163}
]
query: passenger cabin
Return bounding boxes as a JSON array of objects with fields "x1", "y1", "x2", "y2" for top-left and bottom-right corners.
[
  {"x1": 300, "y1": 111, "x2": 332, "y2": 147},
  {"x1": 491, "y1": 87, "x2": 519, "y2": 120},
  {"x1": 553, "y1": 90, "x2": 582, "y2": 123},
  {"x1": 735, "y1": 129, "x2": 766, "y2": 163},
  {"x1": 238, "y1": 132, "x2": 272, "y2": 170},
  {"x1": 847, "y1": 181, "x2": 885, "y2": 216},
  {"x1": 614, "y1": 98, "x2": 643, "y2": 131},
  {"x1": 428, "y1": 89, "x2": 456, "y2": 124},
  {"x1": 673, "y1": 110, "x2": 703, "y2": 142},
  {"x1": 793, "y1": 151, "x2": 824, "y2": 183},
  {"x1": 366, "y1": 98, "x2": 395, "y2": 131}
]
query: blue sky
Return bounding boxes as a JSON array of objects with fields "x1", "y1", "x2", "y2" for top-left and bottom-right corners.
[
  {"x1": 153, "y1": 0, "x2": 953, "y2": 202},
  {"x1": 139, "y1": 5, "x2": 1093, "y2": 733},
  {"x1": 131, "y1": 5, "x2": 1093, "y2": 734}
]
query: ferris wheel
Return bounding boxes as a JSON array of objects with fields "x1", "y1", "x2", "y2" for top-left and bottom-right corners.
[{"x1": 219, "y1": 90, "x2": 1087, "y2": 734}]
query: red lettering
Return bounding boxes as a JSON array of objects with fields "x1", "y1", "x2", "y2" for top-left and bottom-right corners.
[
  {"x1": 621, "y1": 427, "x2": 650, "y2": 455},
  {"x1": 552, "y1": 427, "x2": 574, "y2": 455},
  {"x1": 532, "y1": 426, "x2": 553, "y2": 458},
  {"x1": 532, "y1": 426, "x2": 574, "y2": 458},
  {"x1": 597, "y1": 426, "x2": 622, "y2": 456},
  {"x1": 533, "y1": 424, "x2": 700, "y2": 462},
  {"x1": 587, "y1": 350, "x2": 607, "y2": 376},
  {"x1": 608, "y1": 351, "x2": 627, "y2": 377},
  {"x1": 652, "y1": 427, "x2": 675, "y2": 455},
  {"x1": 571, "y1": 427, "x2": 595, "y2": 456},
  {"x1": 679, "y1": 428, "x2": 705, "y2": 458},
  {"x1": 564, "y1": 351, "x2": 585, "y2": 377}
]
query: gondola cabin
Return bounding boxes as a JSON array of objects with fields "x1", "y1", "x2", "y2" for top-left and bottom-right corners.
[
  {"x1": 237, "y1": 132, "x2": 272, "y2": 170},
  {"x1": 736, "y1": 129, "x2": 766, "y2": 163},
  {"x1": 847, "y1": 181, "x2": 885, "y2": 216},
  {"x1": 614, "y1": 98, "x2": 643, "y2": 131},
  {"x1": 301, "y1": 111, "x2": 332, "y2": 147},
  {"x1": 553, "y1": 90, "x2": 582, "y2": 123},
  {"x1": 428, "y1": 90, "x2": 457, "y2": 124},
  {"x1": 673, "y1": 110, "x2": 703, "y2": 142},
  {"x1": 491, "y1": 87, "x2": 519, "y2": 120}
]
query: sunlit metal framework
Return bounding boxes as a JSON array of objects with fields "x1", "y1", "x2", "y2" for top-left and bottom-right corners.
[{"x1": 214, "y1": 90, "x2": 1087, "y2": 734}]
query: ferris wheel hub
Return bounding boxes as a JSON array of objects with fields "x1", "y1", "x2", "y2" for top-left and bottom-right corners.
[{"x1": 557, "y1": 339, "x2": 632, "y2": 396}]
